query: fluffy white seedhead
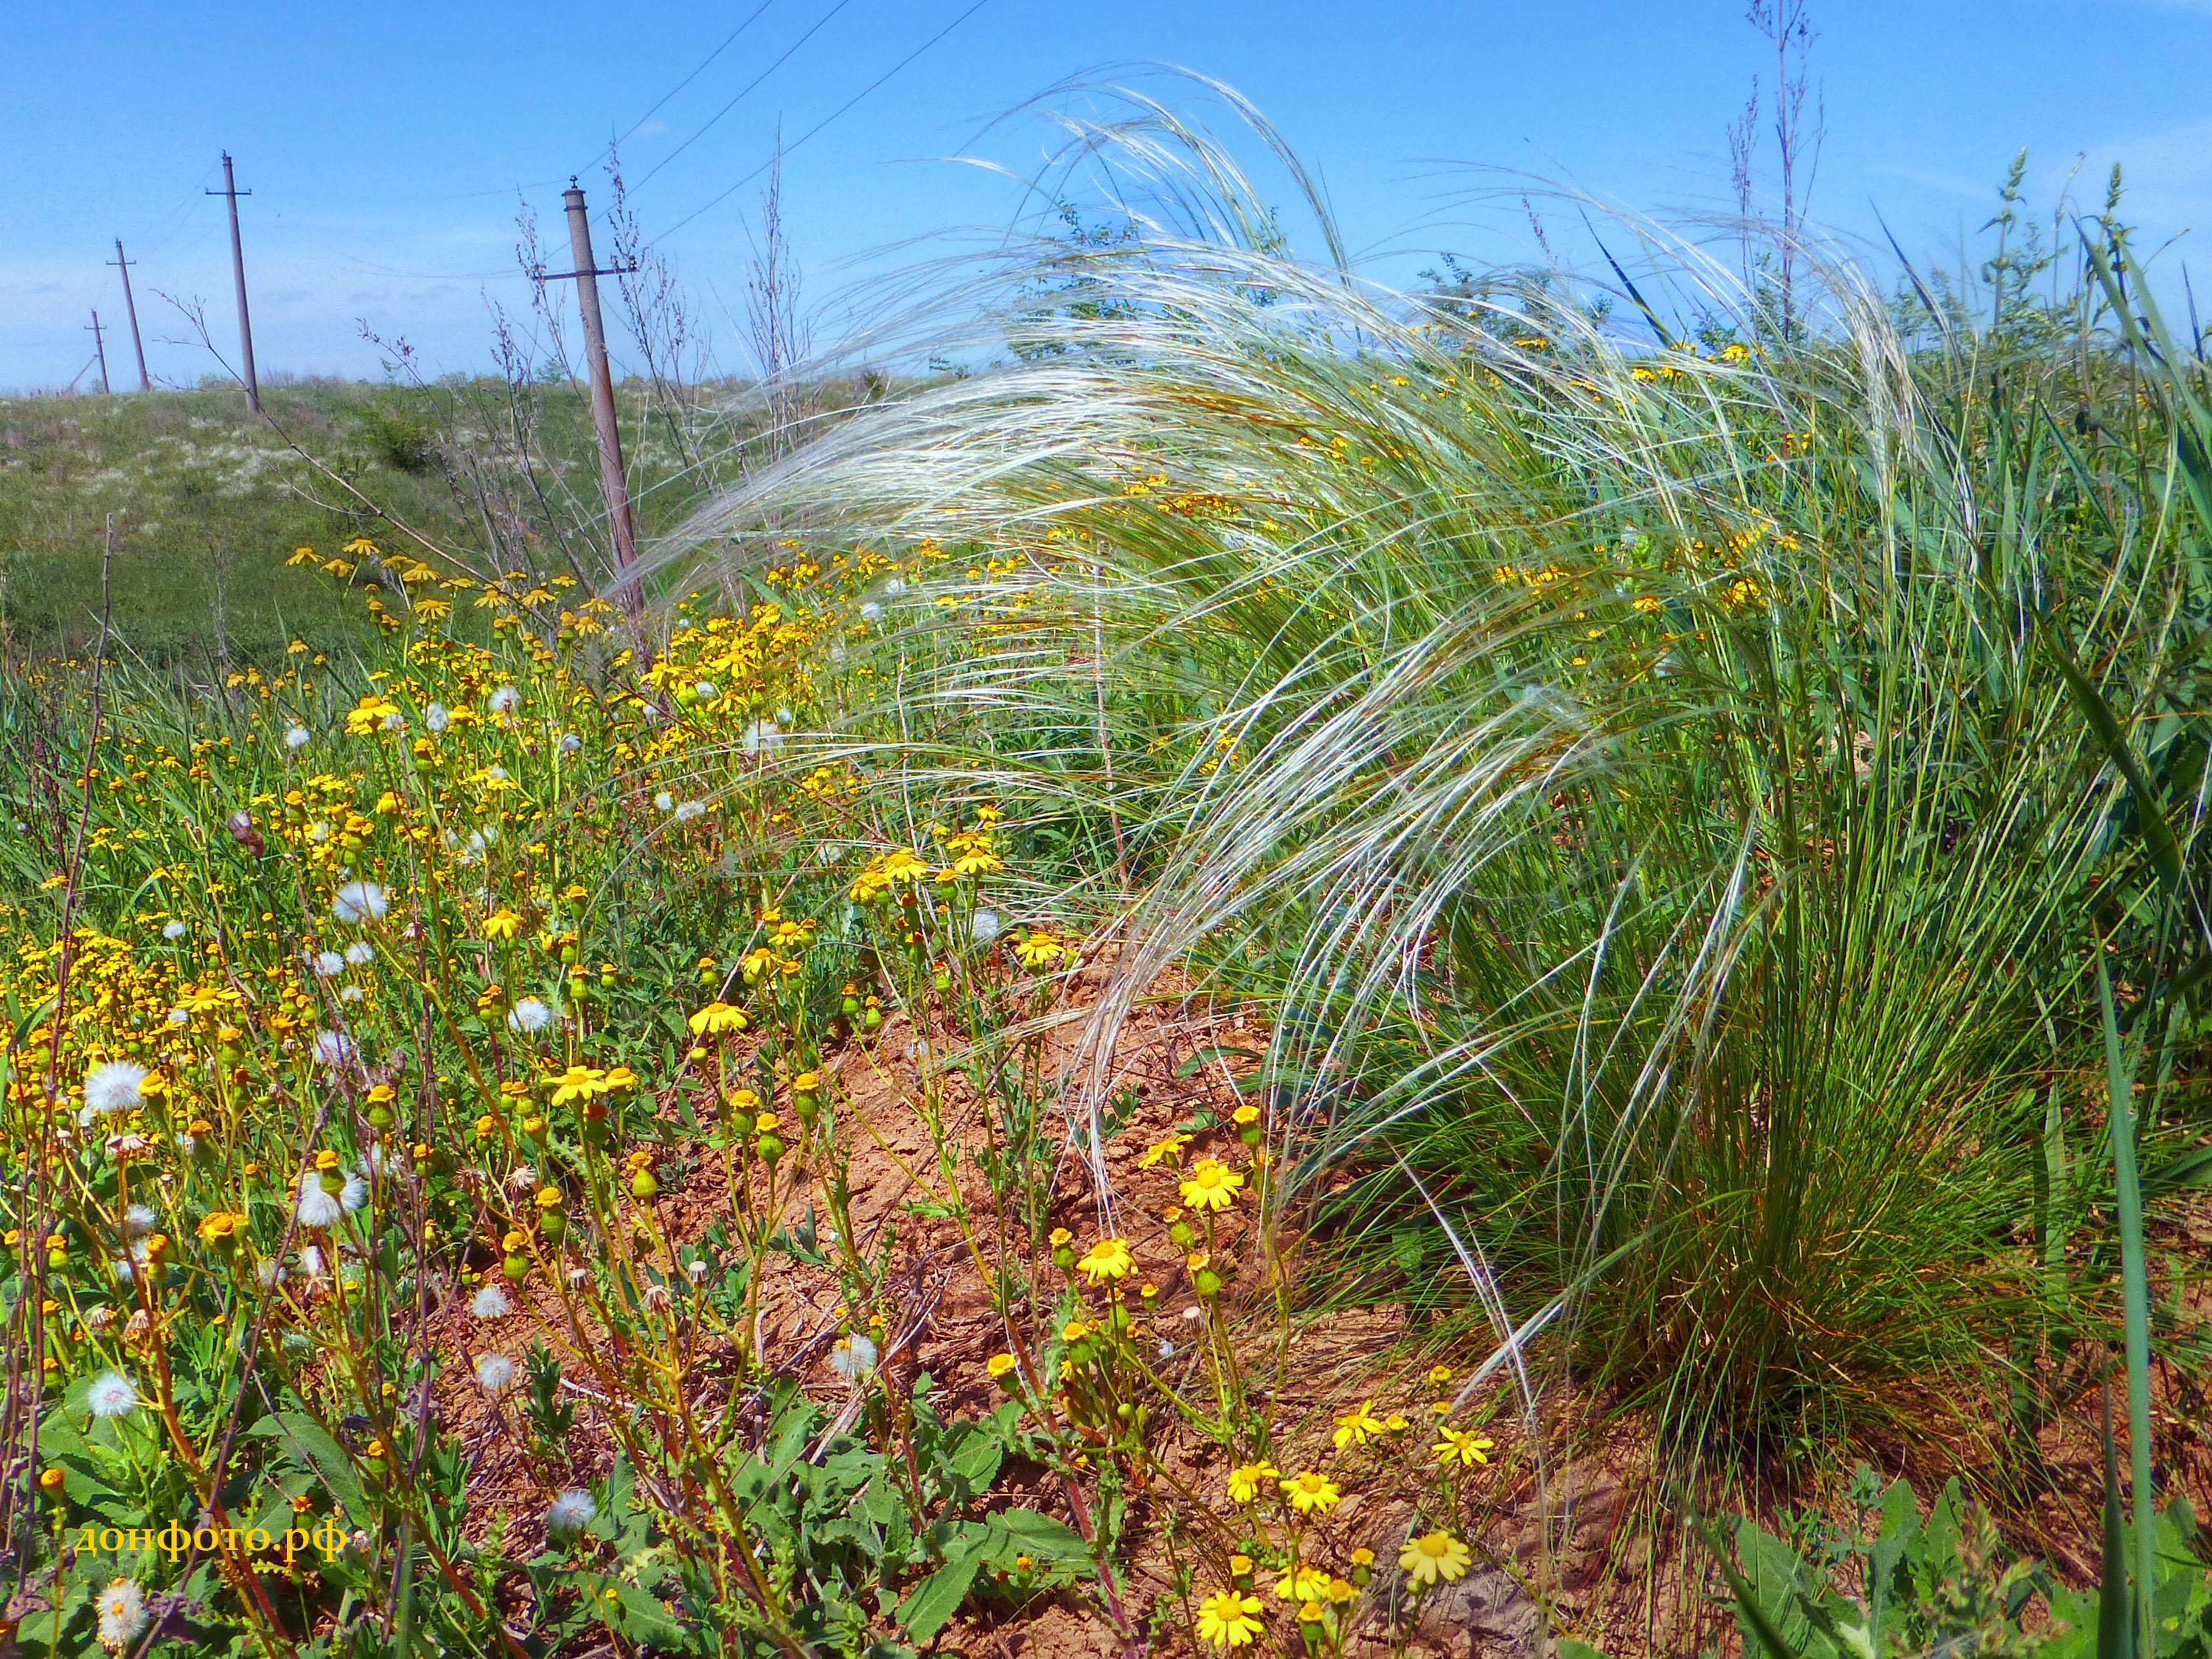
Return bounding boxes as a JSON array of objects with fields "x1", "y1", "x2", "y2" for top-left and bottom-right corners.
[
  {"x1": 96, "y1": 1577, "x2": 147, "y2": 1649},
  {"x1": 546, "y1": 1489, "x2": 596, "y2": 1534},
  {"x1": 474, "y1": 1353, "x2": 516, "y2": 1394},
  {"x1": 829, "y1": 1334, "x2": 878, "y2": 1381},
  {"x1": 86, "y1": 1370, "x2": 139, "y2": 1420},
  {"x1": 295, "y1": 1175, "x2": 344, "y2": 1230},
  {"x1": 470, "y1": 1284, "x2": 512, "y2": 1320},
  {"x1": 331, "y1": 882, "x2": 389, "y2": 925},
  {"x1": 82, "y1": 1061, "x2": 147, "y2": 1116},
  {"x1": 507, "y1": 998, "x2": 553, "y2": 1034},
  {"x1": 284, "y1": 725, "x2": 310, "y2": 749}
]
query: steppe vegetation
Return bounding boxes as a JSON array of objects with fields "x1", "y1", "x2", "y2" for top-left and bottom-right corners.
[{"x1": 2, "y1": 92, "x2": 2212, "y2": 1659}]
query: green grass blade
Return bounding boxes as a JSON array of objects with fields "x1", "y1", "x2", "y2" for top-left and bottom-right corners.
[
  {"x1": 2100, "y1": 956, "x2": 2154, "y2": 1658},
  {"x1": 2047, "y1": 625, "x2": 2183, "y2": 902},
  {"x1": 1688, "y1": 1515, "x2": 1806, "y2": 1659},
  {"x1": 2099, "y1": 1378, "x2": 2133, "y2": 1659}
]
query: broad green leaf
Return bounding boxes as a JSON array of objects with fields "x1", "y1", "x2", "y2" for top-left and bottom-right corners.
[{"x1": 895, "y1": 1555, "x2": 981, "y2": 1642}]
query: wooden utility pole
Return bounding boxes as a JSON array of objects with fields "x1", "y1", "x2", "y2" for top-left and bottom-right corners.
[
  {"x1": 207, "y1": 153, "x2": 260, "y2": 412},
  {"x1": 540, "y1": 179, "x2": 640, "y2": 608},
  {"x1": 108, "y1": 240, "x2": 150, "y2": 391},
  {"x1": 85, "y1": 313, "x2": 110, "y2": 395}
]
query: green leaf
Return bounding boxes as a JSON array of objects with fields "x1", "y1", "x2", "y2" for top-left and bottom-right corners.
[
  {"x1": 606, "y1": 1579, "x2": 690, "y2": 1648},
  {"x1": 248, "y1": 1411, "x2": 366, "y2": 1523},
  {"x1": 2102, "y1": 956, "x2": 2156, "y2": 1659},
  {"x1": 895, "y1": 1555, "x2": 981, "y2": 1642},
  {"x1": 1173, "y1": 1044, "x2": 1264, "y2": 1079},
  {"x1": 1691, "y1": 1515, "x2": 1806, "y2": 1659},
  {"x1": 947, "y1": 1430, "x2": 1004, "y2": 1492},
  {"x1": 2046, "y1": 625, "x2": 2183, "y2": 901},
  {"x1": 985, "y1": 1507, "x2": 1088, "y2": 1564}
]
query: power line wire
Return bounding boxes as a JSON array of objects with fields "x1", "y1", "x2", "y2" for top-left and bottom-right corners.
[
  {"x1": 599, "y1": 0, "x2": 781, "y2": 166},
  {"x1": 647, "y1": 0, "x2": 990, "y2": 246},
  {"x1": 379, "y1": 4, "x2": 785, "y2": 204},
  {"x1": 628, "y1": 0, "x2": 858, "y2": 193}
]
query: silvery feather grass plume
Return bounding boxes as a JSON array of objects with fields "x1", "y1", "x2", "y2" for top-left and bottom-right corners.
[{"x1": 648, "y1": 78, "x2": 2205, "y2": 1458}]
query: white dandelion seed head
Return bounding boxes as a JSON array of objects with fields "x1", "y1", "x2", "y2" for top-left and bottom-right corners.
[
  {"x1": 332, "y1": 881, "x2": 389, "y2": 925},
  {"x1": 95, "y1": 1577, "x2": 147, "y2": 1649},
  {"x1": 257, "y1": 1259, "x2": 286, "y2": 1287},
  {"x1": 642, "y1": 1283, "x2": 672, "y2": 1311},
  {"x1": 470, "y1": 1284, "x2": 511, "y2": 1320},
  {"x1": 86, "y1": 1370, "x2": 139, "y2": 1420},
  {"x1": 161, "y1": 919, "x2": 187, "y2": 941},
  {"x1": 653, "y1": 791, "x2": 674, "y2": 813},
  {"x1": 484, "y1": 764, "x2": 508, "y2": 782},
  {"x1": 122, "y1": 1204, "x2": 156, "y2": 1239},
  {"x1": 507, "y1": 997, "x2": 552, "y2": 1034},
  {"x1": 829, "y1": 1334, "x2": 878, "y2": 1382},
  {"x1": 546, "y1": 1489, "x2": 596, "y2": 1534},
  {"x1": 474, "y1": 1353, "x2": 515, "y2": 1394},
  {"x1": 343, "y1": 942, "x2": 374, "y2": 966},
  {"x1": 686, "y1": 1257, "x2": 710, "y2": 1283},
  {"x1": 164, "y1": 1007, "x2": 188, "y2": 1026},
  {"x1": 82, "y1": 1061, "x2": 147, "y2": 1116},
  {"x1": 740, "y1": 720, "x2": 783, "y2": 756},
  {"x1": 1180, "y1": 1304, "x2": 1203, "y2": 1321},
  {"x1": 109, "y1": 1256, "x2": 133, "y2": 1284},
  {"x1": 694, "y1": 680, "x2": 718, "y2": 701},
  {"x1": 557, "y1": 731, "x2": 581, "y2": 755},
  {"x1": 296, "y1": 1175, "x2": 344, "y2": 1229},
  {"x1": 299, "y1": 1245, "x2": 327, "y2": 1280},
  {"x1": 312, "y1": 950, "x2": 345, "y2": 978},
  {"x1": 284, "y1": 725, "x2": 311, "y2": 750},
  {"x1": 970, "y1": 908, "x2": 1001, "y2": 945},
  {"x1": 858, "y1": 601, "x2": 883, "y2": 622},
  {"x1": 883, "y1": 577, "x2": 907, "y2": 597},
  {"x1": 774, "y1": 706, "x2": 793, "y2": 727},
  {"x1": 504, "y1": 1164, "x2": 539, "y2": 1194},
  {"x1": 312, "y1": 1031, "x2": 356, "y2": 1069},
  {"x1": 566, "y1": 1266, "x2": 589, "y2": 1288},
  {"x1": 1158, "y1": 1339, "x2": 1176, "y2": 1360},
  {"x1": 340, "y1": 1174, "x2": 369, "y2": 1213},
  {"x1": 672, "y1": 800, "x2": 705, "y2": 824},
  {"x1": 380, "y1": 709, "x2": 405, "y2": 732},
  {"x1": 487, "y1": 684, "x2": 520, "y2": 714},
  {"x1": 338, "y1": 984, "x2": 364, "y2": 1003},
  {"x1": 425, "y1": 702, "x2": 451, "y2": 733}
]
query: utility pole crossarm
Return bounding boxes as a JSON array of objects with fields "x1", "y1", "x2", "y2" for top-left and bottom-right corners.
[
  {"x1": 108, "y1": 241, "x2": 150, "y2": 392},
  {"x1": 538, "y1": 180, "x2": 641, "y2": 612},
  {"x1": 206, "y1": 152, "x2": 260, "y2": 413}
]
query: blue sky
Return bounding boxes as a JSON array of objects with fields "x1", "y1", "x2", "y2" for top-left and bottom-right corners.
[{"x1": 4, "y1": 0, "x2": 2211, "y2": 391}]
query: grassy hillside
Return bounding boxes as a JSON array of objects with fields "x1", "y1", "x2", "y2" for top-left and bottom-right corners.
[{"x1": 0, "y1": 370, "x2": 801, "y2": 666}]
